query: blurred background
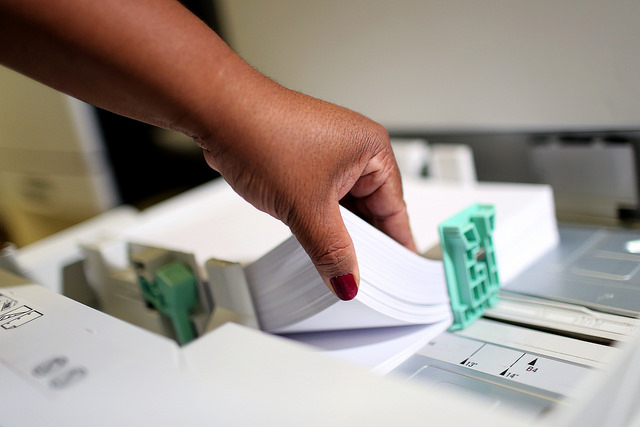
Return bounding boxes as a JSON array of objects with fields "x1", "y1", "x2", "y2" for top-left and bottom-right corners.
[{"x1": 1, "y1": 0, "x2": 639, "y2": 246}]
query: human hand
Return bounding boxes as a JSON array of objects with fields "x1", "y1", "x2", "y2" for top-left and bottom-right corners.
[
  {"x1": 0, "y1": 0, "x2": 415, "y2": 301},
  {"x1": 195, "y1": 70, "x2": 416, "y2": 301}
]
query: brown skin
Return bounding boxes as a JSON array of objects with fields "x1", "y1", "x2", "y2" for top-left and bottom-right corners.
[{"x1": 0, "y1": 0, "x2": 416, "y2": 298}]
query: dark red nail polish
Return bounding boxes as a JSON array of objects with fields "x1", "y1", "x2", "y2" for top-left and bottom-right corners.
[{"x1": 330, "y1": 274, "x2": 358, "y2": 301}]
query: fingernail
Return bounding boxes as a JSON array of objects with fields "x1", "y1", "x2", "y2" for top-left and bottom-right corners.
[{"x1": 329, "y1": 274, "x2": 358, "y2": 301}]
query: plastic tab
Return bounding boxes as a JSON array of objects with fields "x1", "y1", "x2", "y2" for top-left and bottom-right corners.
[
  {"x1": 137, "y1": 261, "x2": 198, "y2": 345},
  {"x1": 439, "y1": 203, "x2": 499, "y2": 330}
]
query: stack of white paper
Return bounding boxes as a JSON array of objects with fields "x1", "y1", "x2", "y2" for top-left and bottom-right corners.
[{"x1": 244, "y1": 207, "x2": 452, "y2": 334}]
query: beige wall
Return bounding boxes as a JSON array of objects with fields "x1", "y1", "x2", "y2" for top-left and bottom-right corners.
[
  {"x1": 0, "y1": 67, "x2": 118, "y2": 246},
  {"x1": 217, "y1": 0, "x2": 640, "y2": 132}
]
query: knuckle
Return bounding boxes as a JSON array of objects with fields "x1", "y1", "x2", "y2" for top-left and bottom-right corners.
[{"x1": 362, "y1": 122, "x2": 389, "y2": 149}]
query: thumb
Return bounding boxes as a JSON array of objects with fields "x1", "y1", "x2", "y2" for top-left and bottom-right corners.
[{"x1": 289, "y1": 204, "x2": 360, "y2": 301}]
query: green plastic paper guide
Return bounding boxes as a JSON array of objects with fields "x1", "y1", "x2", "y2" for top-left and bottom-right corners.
[
  {"x1": 439, "y1": 204, "x2": 500, "y2": 331},
  {"x1": 137, "y1": 261, "x2": 198, "y2": 345}
]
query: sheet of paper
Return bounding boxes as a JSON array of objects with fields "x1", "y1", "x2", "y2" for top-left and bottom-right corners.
[{"x1": 283, "y1": 321, "x2": 451, "y2": 375}]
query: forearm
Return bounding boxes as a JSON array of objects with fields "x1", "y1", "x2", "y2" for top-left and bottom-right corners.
[{"x1": 0, "y1": 0, "x2": 252, "y2": 140}]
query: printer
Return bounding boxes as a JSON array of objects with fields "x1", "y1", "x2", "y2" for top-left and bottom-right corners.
[{"x1": 3, "y1": 167, "x2": 640, "y2": 425}]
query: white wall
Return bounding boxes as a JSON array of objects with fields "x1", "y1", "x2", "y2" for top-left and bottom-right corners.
[{"x1": 217, "y1": 0, "x2": 640, "y2": 132}]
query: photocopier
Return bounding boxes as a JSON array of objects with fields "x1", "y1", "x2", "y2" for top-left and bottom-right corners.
[{"x1": 2, "y1": 174, "x2": 640, "y2": 426}]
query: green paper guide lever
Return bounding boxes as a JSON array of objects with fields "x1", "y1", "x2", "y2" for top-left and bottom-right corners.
[
  {"x1": 439, "y1": 203, "x2": 500, "y2": 331},
  {"x1": 137, "y1": 261, "x2": 198, "y2": 345}
]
